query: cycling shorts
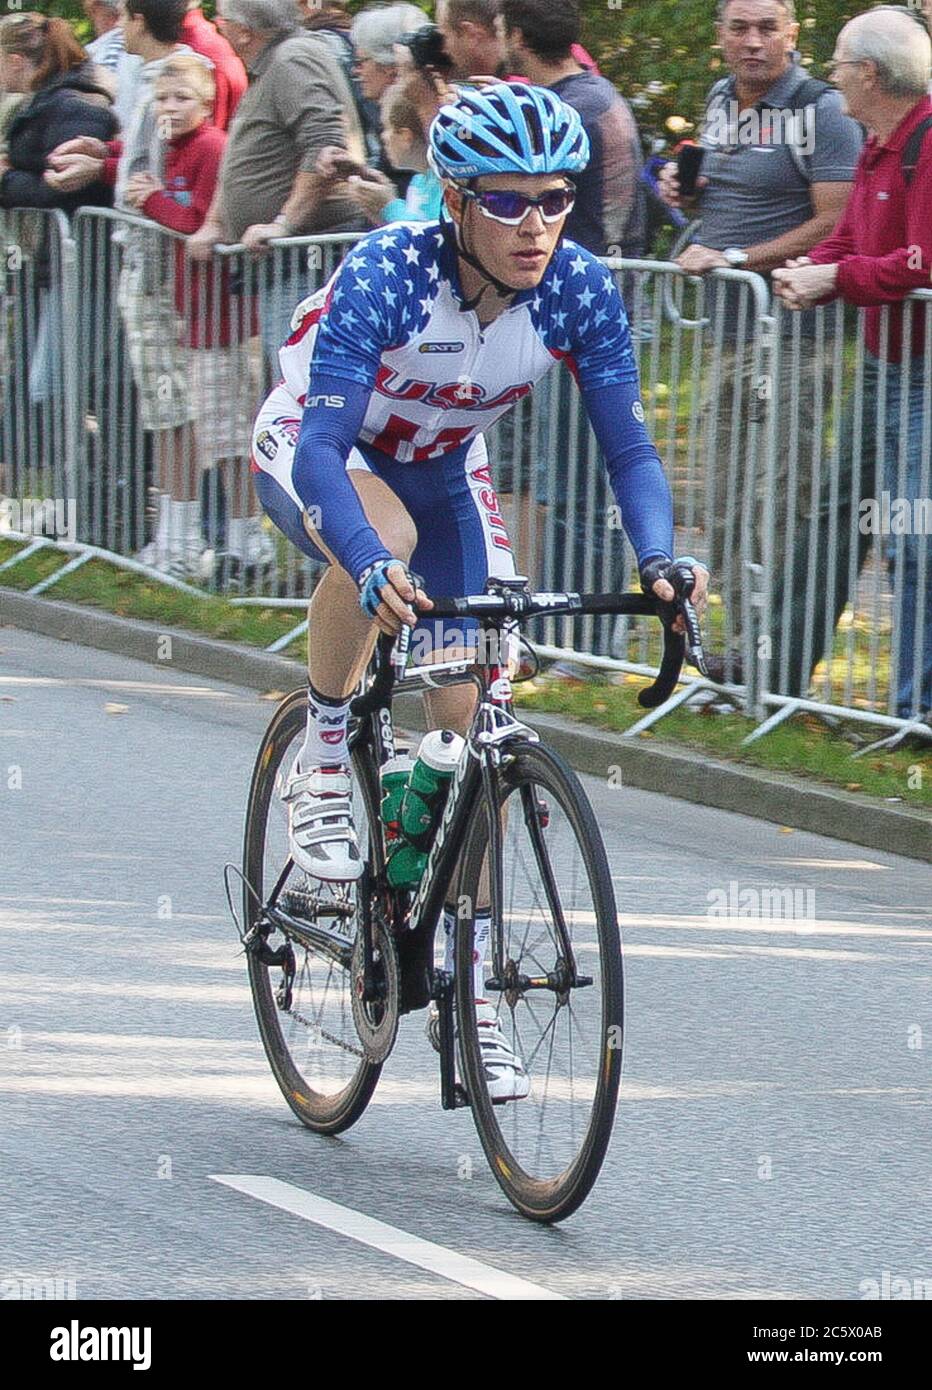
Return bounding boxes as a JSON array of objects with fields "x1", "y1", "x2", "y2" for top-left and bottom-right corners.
[{"x1": 251, "y1": 383, "x2": 517, "y2": 656}]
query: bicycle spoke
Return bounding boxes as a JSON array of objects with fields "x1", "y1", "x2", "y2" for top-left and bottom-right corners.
[
  {"x1": 456, "y1": 743, "x2": 623, "y2": 1219},
  {"x1": 244, "y1": 694, "x2": 383, "y2": 1131}
]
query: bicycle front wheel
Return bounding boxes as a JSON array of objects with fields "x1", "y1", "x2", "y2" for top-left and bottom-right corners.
[
  {"x1": 455, "y1": 743, "x2": 623, "y2": 1222},
  {"x1": 243, "y1": 690, "x2": 384, "y2": 1134}
]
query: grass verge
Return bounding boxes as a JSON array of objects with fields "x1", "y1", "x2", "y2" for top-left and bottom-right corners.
[{"x1": 0, "y1": 539, "x2": 307, "y2": 658}]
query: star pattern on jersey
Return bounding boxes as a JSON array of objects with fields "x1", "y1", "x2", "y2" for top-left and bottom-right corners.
[
  {"x1": 325, "y1": 229, "x2": 447, "y2": 341},
  {"x1": 327, "y1": 228, "x2": 631, "y2": 390},
  {"x1": 519, "y1": 242, "x2": 634, "y2": 388}
]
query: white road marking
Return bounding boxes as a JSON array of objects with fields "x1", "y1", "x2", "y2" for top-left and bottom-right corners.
[
  {"x1": 210, "y1": 1175, "x2": 567, "y2": 1300},
  {"x1": 757, "y1": 858, "x2": 889, "y2": 871},
  {"x1": 0, "y1": 676, "x2": 233, "y2": 697}
]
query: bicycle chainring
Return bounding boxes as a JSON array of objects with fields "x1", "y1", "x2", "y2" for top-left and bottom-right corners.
[{"x1": 350, "y1": 919, "x2": 399, "y2": 1063}]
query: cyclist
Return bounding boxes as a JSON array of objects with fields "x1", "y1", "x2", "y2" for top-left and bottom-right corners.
[{"x1": 250, "y1": 81, "x2": 709, "y2": 1098}]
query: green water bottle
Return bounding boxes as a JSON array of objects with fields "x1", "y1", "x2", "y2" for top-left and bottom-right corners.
[
  {"x1": 379, "y1": 754, "x2": 426, "y2": 889},
  {"x1": 400, "y1": 730, "x2": 466, "y2": 853}
]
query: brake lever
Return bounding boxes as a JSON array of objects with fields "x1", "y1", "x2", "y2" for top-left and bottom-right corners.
[
  {"x1": 390, "y1": 568, "x2": 425, "y2": 681},
  {"x1": 392, "y1": 623, "x2": 411, "y2": 682},
  {"x1": 665, "y1": 561, "x2": 709, "y2": 678},
  {"x1": 678, "y1": 595, "x2": 708, "y2": 677}
]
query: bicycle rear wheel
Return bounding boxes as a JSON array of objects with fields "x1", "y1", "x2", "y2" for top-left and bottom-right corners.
[
  {"x1": 243, "y1": 690, "x2": 384, "y2": 1134},
  {"x1": 455, "y1": 743, "x2": 623, "y2": 1221}
]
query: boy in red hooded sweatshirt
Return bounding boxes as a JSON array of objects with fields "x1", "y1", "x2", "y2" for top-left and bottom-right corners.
[{"x1": 123, "y1": 54, "x2": 270, "y2": 583}]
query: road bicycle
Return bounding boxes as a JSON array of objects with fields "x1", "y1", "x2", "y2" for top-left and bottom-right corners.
[{"x1": 229, "y1": 571, "x2": 706, "y2": 1222}]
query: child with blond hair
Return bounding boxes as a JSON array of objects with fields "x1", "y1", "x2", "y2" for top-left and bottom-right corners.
[{"x1": 124, "y1": 54, "x2": 269, "y2": 582}]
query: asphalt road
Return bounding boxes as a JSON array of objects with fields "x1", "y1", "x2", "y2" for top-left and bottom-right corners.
[{"x1": 1, "y1": 628, "x2": 930, "y2": 1301}]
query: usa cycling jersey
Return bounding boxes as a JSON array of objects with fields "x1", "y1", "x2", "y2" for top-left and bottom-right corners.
[{"x1": 251, "y1": 216, "x2": 673, "y2": 583}]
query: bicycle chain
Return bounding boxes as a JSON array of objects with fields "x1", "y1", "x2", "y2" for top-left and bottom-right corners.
[{"x1": 285, "y1": 1006, "x2": 365, "y2": 1060}]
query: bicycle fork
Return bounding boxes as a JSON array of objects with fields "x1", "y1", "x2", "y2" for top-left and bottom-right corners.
[{"x1": 432, "y1": 970, "x2": 469, "y2": 1110}]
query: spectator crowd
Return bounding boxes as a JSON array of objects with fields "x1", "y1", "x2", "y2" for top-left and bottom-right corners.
[{"x1": 0, "y1": 0, "x2": 929, "y2": 727}]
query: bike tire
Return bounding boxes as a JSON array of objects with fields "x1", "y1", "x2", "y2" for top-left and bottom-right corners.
[
  {"x1": 454, "y1": 742, "x2": 623, "y2": 1222},
  {"x1": 243, "y1": 689, "x2": 383, "y2": 1134}
]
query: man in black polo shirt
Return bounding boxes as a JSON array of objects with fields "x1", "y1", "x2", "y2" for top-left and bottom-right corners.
[{"x1": 658, "y1": 0, "x2": 862, "y2": 685}]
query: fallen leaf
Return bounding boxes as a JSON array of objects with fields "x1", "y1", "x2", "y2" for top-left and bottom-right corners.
[
  {"x1": 845, "y1": 783, "x2": 862, "y2": 791},
  {"x1": 260, "y1": 690, "x2": 286, "y2": 701},
  {"x1": 778, "y1": 826, "x2": 794, "y2": 834}
]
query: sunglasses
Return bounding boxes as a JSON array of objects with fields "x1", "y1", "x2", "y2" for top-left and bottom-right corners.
[{"x1": 461, "y1": 185, "x2": 576, "y2": 225}]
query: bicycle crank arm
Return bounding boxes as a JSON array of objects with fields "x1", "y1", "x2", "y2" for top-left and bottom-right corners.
[{"x1": 431, "y1": 972, "x2": 470, "y2": 1110}]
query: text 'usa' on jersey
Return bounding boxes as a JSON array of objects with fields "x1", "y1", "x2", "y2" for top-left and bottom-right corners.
[{"x1": 278, "y1": 218, "x2": 642, "y2": 464}]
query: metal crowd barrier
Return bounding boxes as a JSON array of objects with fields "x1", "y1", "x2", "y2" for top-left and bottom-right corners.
[
  {"x1": 761, "y1": 294, "x2": 932, "y2": 729},
  {"x1": 0, "y1": 207, "x2": 77, "y2": 544},
  {"x1": 3, "y1": 208, "x2": 930, "y2": 736}
]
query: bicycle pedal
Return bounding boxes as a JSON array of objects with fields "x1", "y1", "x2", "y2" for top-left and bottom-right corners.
[{"x1": 453, "y1": 1082, "x2": 470, "y2": 1109}]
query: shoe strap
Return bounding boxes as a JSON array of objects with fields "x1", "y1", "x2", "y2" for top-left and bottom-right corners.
[
  {"x1": 285, "y1": 766, "x2": 352, "y2": 800},
  {"x1": 286, "y1": 766, "x2": 357, "y2": 848}
]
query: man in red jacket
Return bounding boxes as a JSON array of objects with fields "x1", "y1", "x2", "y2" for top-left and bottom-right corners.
[
  {"x1": 773, "y1": 5, "x2": 932, "y2": 725},
  {"x1": 179, "y1": 2, "x2": 247, "y2": 130}
]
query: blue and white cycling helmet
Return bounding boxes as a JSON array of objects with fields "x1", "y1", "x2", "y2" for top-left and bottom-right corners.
[{"x1": 428, "y1": 81, "x2": 590, "y2": 182}]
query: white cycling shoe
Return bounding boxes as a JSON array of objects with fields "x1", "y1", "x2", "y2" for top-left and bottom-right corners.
[
  {"x1": 282, "y1": 761, "x2": 364, "y2": 882},
  {"x1": 476, "y1": 1002, "x2": 531, "y2": 1101},
  {"x1": 426, "y1": 1000, "x2": 530, "y2": 1102}
]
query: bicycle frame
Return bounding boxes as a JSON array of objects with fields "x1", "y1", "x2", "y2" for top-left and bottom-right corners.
[{"x1": 351, "y1": 642, "x2": 537, "y2": 987}]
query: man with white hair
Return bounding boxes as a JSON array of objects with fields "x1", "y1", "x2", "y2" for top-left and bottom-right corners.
[
  {"x1": 329, "y1": 4, "x2": 426, "y2": 216},
  {"x1": 350, "y1": 2, "x2": 426, "y2": 104},
  {"x1": 773, "y1": 5, "x2": 932, "y2": 724},
  {"x1": 188, "y1": 0, "x2": 367, "y2": 362}
]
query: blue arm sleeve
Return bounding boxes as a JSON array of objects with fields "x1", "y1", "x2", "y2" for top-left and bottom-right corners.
[
  {"x1": 289, "y1": 226, "x2": 421, "y2": 581},
  {"x1": 291, "y1": 373, "x2": 394, "y2": 582},
  {"x1": 581, "y1": 377, "x2": 674, "y2": 568}
]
